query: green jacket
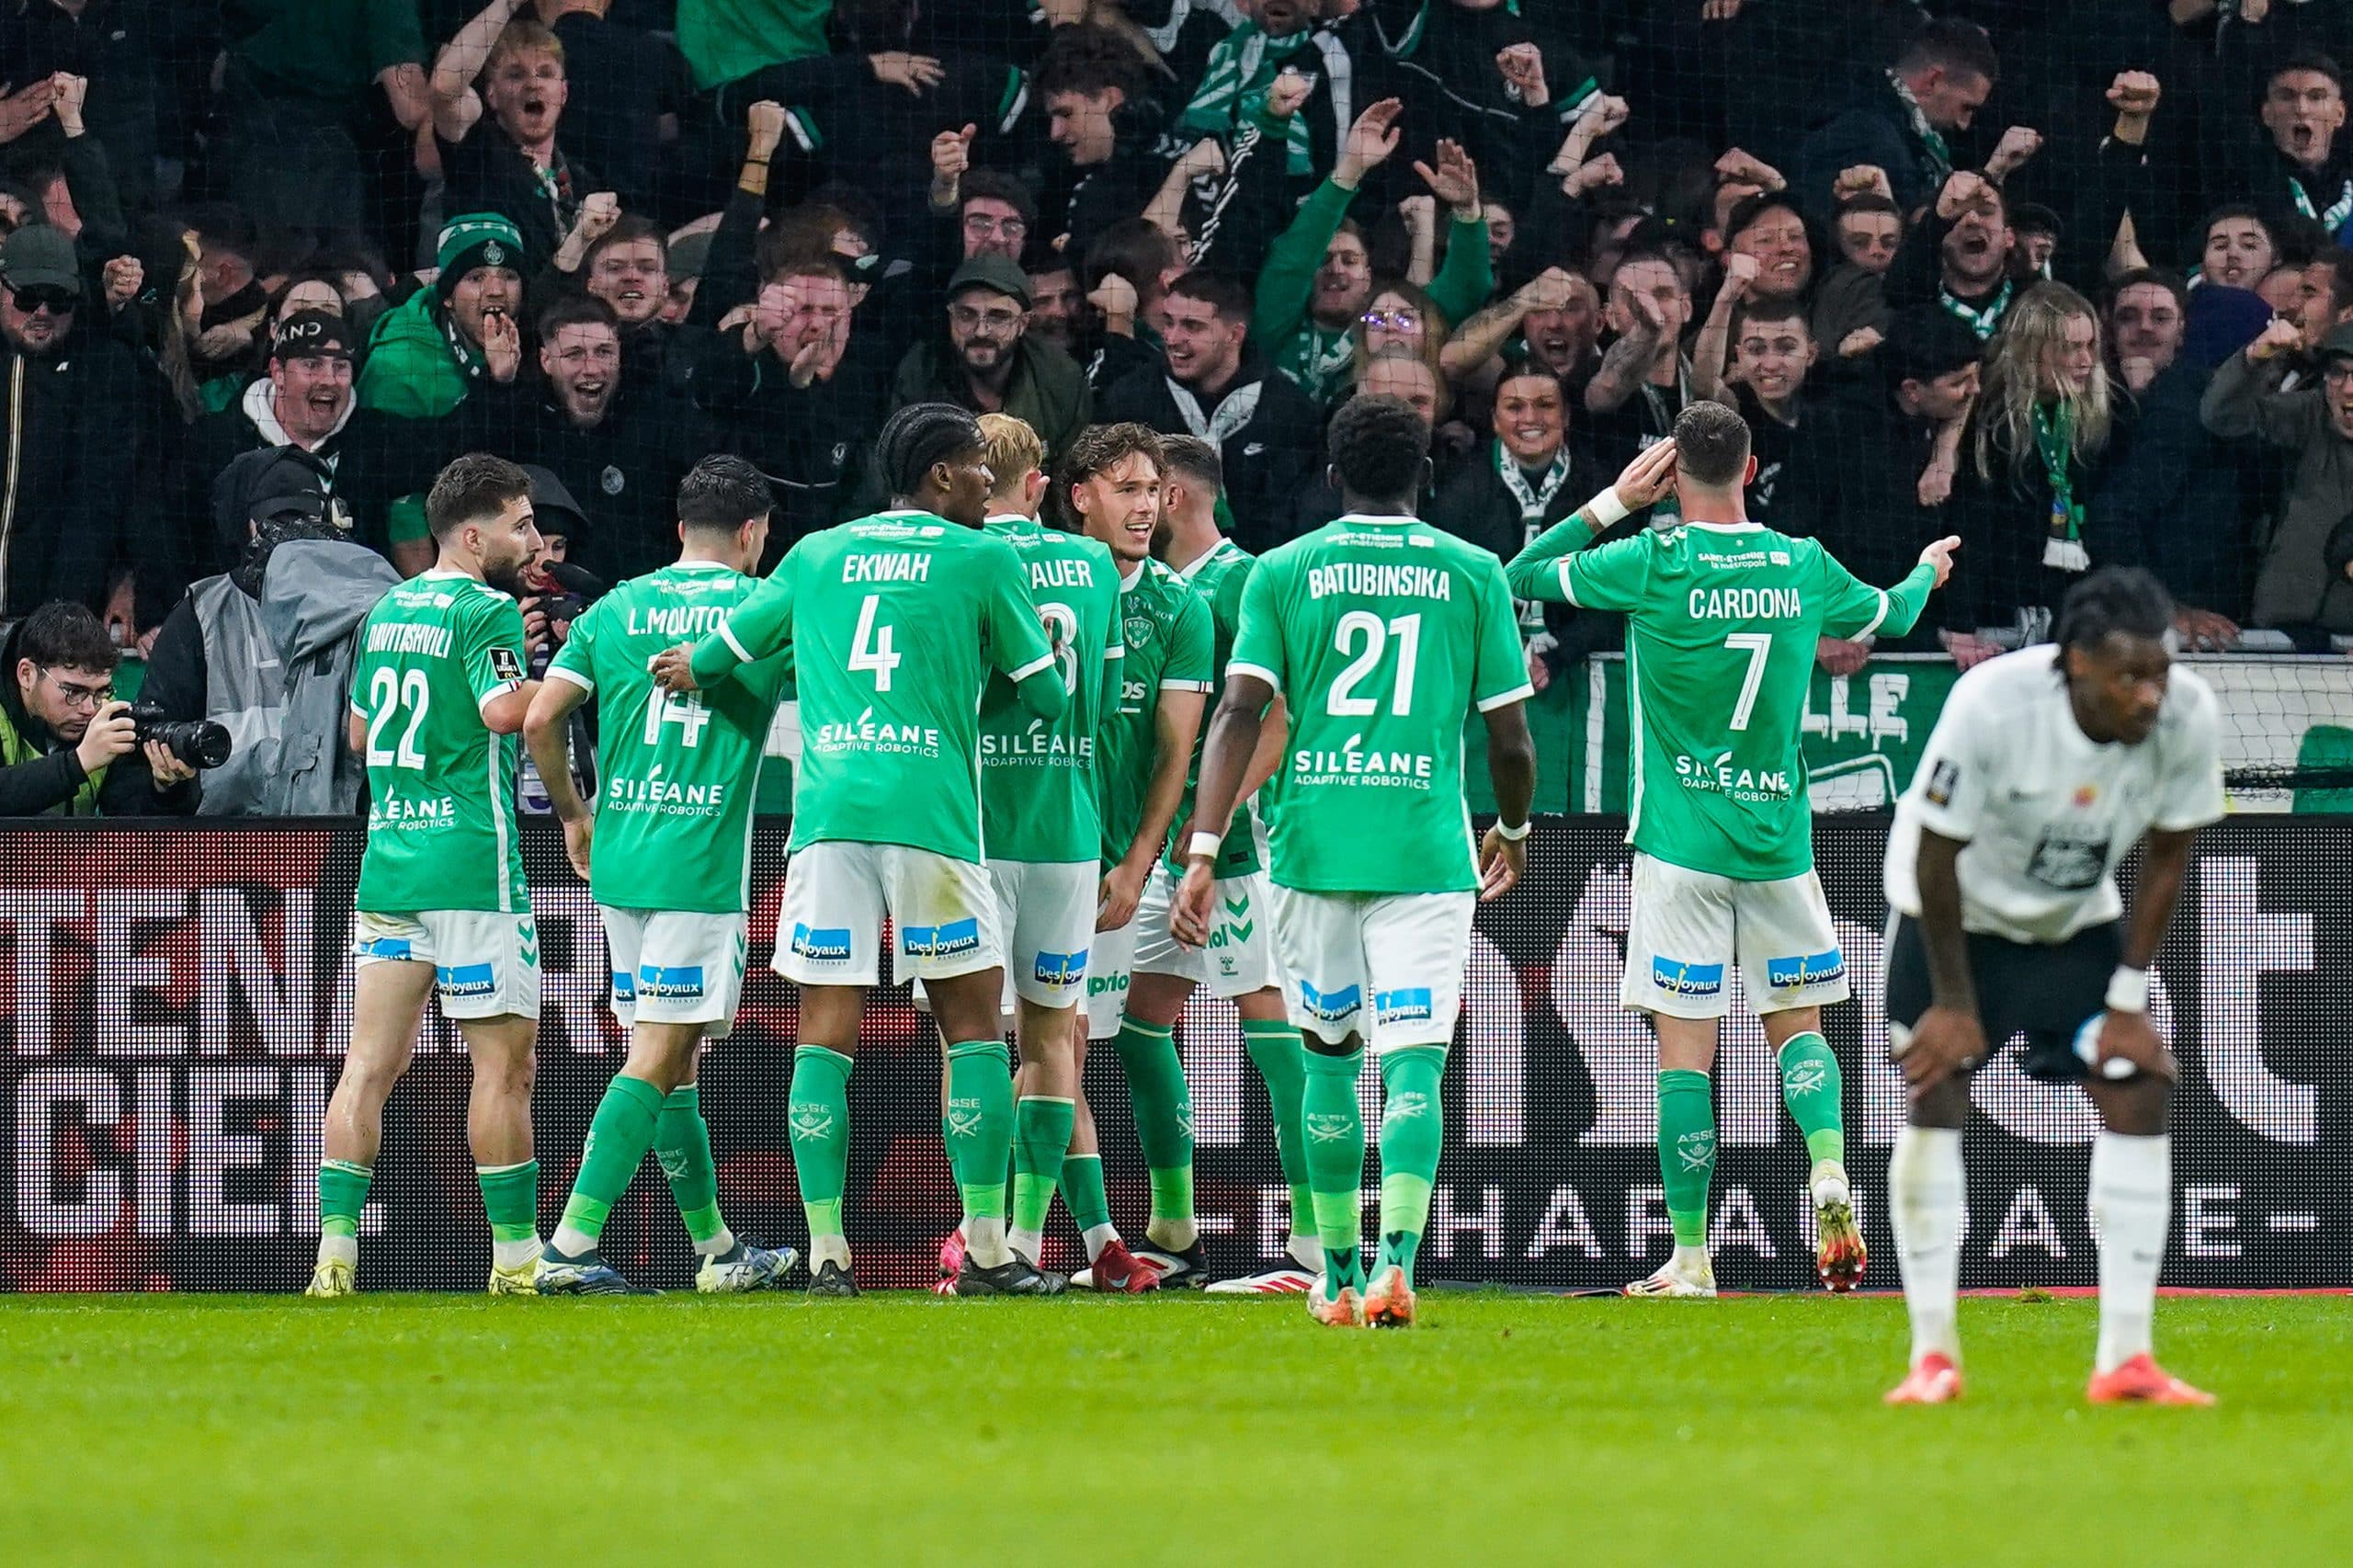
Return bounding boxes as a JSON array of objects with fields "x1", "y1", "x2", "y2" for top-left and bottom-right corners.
[
  {"x1": 886, "y1": 335, "x2": 1095, "y2": 463},
  {"x1": 1251, "y1": 176, "x2": 1493, "y2": 406},
  {"x1": 0, "y1": 701, "x2": 101, "y2": 814},
  {"x1": 357, "y1": 290, "x2": 485, "y2": 543}
]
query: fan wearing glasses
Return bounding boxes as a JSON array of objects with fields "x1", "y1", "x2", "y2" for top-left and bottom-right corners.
[{"x1": 0, "y1": 601, "x2": 199, "y2": 817}]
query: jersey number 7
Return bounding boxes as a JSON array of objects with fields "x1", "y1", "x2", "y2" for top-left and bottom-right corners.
[{"x1": 1724, "y1": 633, "x2": 1771, "y2": 733}]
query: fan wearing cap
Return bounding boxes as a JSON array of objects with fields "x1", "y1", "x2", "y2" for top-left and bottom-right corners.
[
  {"x1": 2202, "y1": 313, "x2": 2353, "y2": 637},
  {"x1": 0, "y1": 222, "x2": 168, "y2": 631},
  {"x1": 357, "y1": 212, "x2": 528, "y2": 571},
  {"x1": 456, "y1": 293, "x2": 711, "y2": 582},
  {"x1": 188, "y1": 307, "x2": 452, "y2": 581},
  {"x1": 883, "y1": 256, "x2": 1092, "y2": 469},
  {"x1": 138, "y1": 447, "x2": 402, "y2": 817}
]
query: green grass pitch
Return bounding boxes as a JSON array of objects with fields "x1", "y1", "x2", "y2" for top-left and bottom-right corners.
[{"x1": 5, "y1": 1291, "x2": 2347, "y2": 1563}]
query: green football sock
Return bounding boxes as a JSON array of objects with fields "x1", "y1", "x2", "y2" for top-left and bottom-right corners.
[
  {"x1": 1242, "y1": 1018, "x2": 1313, "y2": 1236},
  {"x1": 1061, "y1": 1153, "x2": 1111, "y2": 1234},
  {"x1": 655, "y1": 1084, "x2": 732, "y2": 1255},
  {"x1": 1112, "y1": 1017, "x2": 1193, "y2": 1224},
  {"x1": 319, "y1": 1159, "x2": 371, "y2": 1240},
  {"x1": 476, "y1": 1160, "x2": 540, "y2": 1256},
  {"x1": 1302, "y1": 1046, "x2": 1367, "y2": 1293},
  {"x1": 1376, "y1": 1046, "x2": 1447, "y2": 1281},
  {"x1": 1657, "y1": 1069, "x2": 1717, "y2": 1250},
  {"x1": 1011, "y1": 1096, "x2": 1076, "y2": 1237},
  {"x1": 946, "y1": 1040, "x2": 1016, "y2": 1221},
  {"x1": 1777, "y1": 1031, "x2": 1847, "y2": 1166},
  {"x1": 790, "y1": 1044, "x2": 855, "y2": 1252},
  {"x1": 553, "y1": 1074, "x2": 664, "y2": 1252}
]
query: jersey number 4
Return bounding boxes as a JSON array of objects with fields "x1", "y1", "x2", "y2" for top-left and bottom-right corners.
[
  {"x1": 848, "y1": 594, "x2": 901, "y2": 690},
  {"x1": 1328, "y1": 611, "x2": 1421, "y2": 717},
  {"x1": 364, "y1": 668, "x2": 430, "y2": 769}
]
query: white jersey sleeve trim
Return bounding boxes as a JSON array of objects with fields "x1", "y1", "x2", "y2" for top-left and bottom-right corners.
[
  {"x1": 1160, "y1": 676, "x2": 1213, "y2": 692},
  {"x1": 1007, "y1": 651, "x2": 1057, "y2": 682},
  {"x1": 545, "y1": 665, "x2": 595, "y2": 694},
  {"x1": 1852, "y1": 588, "x2": 1892, "y2": 642},
  {"x1": 1476, "y1": 681, "x2": 1537, "y2": 712},
  {"x1": 717, "y1": 622, "x2": 755, "y2": 665},
  {"x1": 1226, "y1": 659, "x2": 1283, "y2": 693},
  {"x1": 1105, "y1": 643, "x2": 1127, "y2": 660},
  {"x1": 476, "y1": 680, "x2": 523, "y2": 715},
  {"x1": 1557, "y1": 559, "x2": 1580, "y2": 608}
]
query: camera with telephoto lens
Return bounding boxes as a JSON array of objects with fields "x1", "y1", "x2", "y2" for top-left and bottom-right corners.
[{"x1": 127, "y1": 703, "x2": 233, "y2": 770}]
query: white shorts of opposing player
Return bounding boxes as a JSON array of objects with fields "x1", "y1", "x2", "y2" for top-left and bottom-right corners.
[
  {"x1": 776, "y1": 841, "x2": 1005, "y2": 986},
  {"x1": 353, "y1": 909, "x2": 541, "y2": 1019},
  {"x1": 1270, "y1": 887, "x2": 1475, "y2": 1052},
  {"x1": 1621, "y1": 854, "x2": 1850, "y2": 1018},
  {"x1": 600, "y1": 907, "x2": 748, "y2": 1034}
]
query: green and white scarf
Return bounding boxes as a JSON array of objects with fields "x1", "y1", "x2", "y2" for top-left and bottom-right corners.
[
  {"x1": 1889, "y1": 71, "x2": 1952, "y2": 187},
  {"x1": 1181, "y1": 22, "x2": 1320, "y2": 176},
  {"x1": 1940, "y1": 277, "x2": 2014, "y2": 341},
  {"x1": 1497, "y1": 440, "x2": 1571, "y2": 634},
  {"x1": 2033, "y1": 401, "x2": 2090, "y2": 573}
]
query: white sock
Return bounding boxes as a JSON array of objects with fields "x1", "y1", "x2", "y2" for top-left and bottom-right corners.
[
  {"x1": 965, "y1": 1215, "x2": 1010, "y2": 1268},
  {"x1": 1082, "y1": 1223, "x2": 1120, "y2": 1264},
  {"x1": 2091, "y1": 1132, "x2": 2170, "y2": 1375},
  {"x1": 1289, "y1": 1233, "x2": 1324, "y2": 1272},
  {"x1": 316, "y1": 1233, "x2": 357, "y2": 1268},
  {"x1": 550, "y1": 1223, "x2": 597, "y2": 1259},
  {"x1": 1667, "y1": 1244, "x2": 1711, "y2": 1277},
  {"x1": 694, "y1": 1226, "x2": 736, "y2": 1259},
  {"x1": 1889, "y1": 1125, "x2": 1964, "y2": 1364},
  {"x1": 491, "y1": 1235, "x2": 542, "y2": 1270},
  {"x1": 1146, "y1": 1216, "x2": 1198, "y2": 1253},
  {"x1": 811, "y1": 1234, "x2": 851, "y2": 1270},
  {"x1": 1008, "y1": 1226, "x2": 1044, "y2": 1263}
]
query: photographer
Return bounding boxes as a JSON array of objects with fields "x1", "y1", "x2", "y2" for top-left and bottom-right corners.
[
  {"x1": 0, "y1": 602, "x2": 199, "y2": 817},
  {"x1": 140, "y1": 448, "x2": 401, "y2": 816}
]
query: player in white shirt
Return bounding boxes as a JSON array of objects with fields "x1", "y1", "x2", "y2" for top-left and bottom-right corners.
[{"x1": 1881, "y1": 569, "x2": 2224, "y2": 1406}]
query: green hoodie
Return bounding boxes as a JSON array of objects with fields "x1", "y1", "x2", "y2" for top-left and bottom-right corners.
[{"x1": 357, "y1": 290, "x2": 487, "y2": 543}]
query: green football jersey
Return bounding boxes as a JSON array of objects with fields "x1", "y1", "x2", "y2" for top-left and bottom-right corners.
[
  {"x1": 976, "y1": 516, "x2": 1123, "y2": 863},
  {"x1": 688, "y1": 509, "x2": 1058, "y2": 863},
  {"x1": 549, "y1": 562, "x2": 791, "y2": 914},
  {"x1": 1507, "y1": 516, "x2": 1935, "y2": 880},
  {"x1": 1097, "y1": 560, "x2": 1214, "y2": 865},
  {"x1": 351, "y1": 570, "x2": 531, "y2": 914},
  {"x1": 1229, "y1": 514, "x2": 1533, "y2": 895},
  {"x1": 1165, "y1": 538, "x2": 1265, "y2": 878}
]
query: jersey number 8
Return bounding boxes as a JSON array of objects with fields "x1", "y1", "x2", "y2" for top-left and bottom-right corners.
[{"x1": 1038, "y1": 602, "x2": 1081, "y2": 694}]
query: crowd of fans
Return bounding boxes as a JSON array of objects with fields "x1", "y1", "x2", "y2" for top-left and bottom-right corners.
[{"x1": 4, "y1": 0, "x2": 2353, "y2": 815}]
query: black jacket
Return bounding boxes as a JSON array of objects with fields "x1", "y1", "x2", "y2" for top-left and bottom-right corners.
[
  {"x1": 455, "y1": 374, "x2": 712, "y2": 584},
  {"x1": 0, "y1": 326, "x2": 166, "y2": 624},
  {"x1": 2090, "y1": 361, "x2": 2248, "y2": 620},
  {"x1": 1097, "y1": 351, "x2": 1324, "y2": 555},
  {"x1": 0, "y1": 617, "x2": 196, "y2": 817},
  {"x1": 680, "y1": 335, "x2": 888, "y2": 560}
]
